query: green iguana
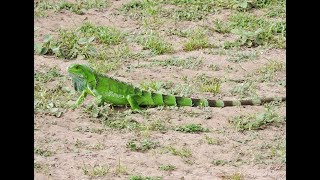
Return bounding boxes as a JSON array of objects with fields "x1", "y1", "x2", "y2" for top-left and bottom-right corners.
[{"x1": 68, "y1": 64, "x2": 286, "y2": 111}]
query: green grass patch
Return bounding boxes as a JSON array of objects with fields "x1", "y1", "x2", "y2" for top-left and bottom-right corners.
[
  {"x1": 165, "y1": 146, "x2": 192, "y2": 158},
  {"x1": 84, "y1": 101, "x2": 112, "y2": 119},
  {"x1": 229, "y1": 102, "x2": 285, "y2": 131},
  {"x1": 145, "y1": 119, "x2": 169, "y2": 132},
  {"x1": 126, "y1": 139, "x2": 159, "y2": 152},
  {"x1": 195, "y1": 74, "x2": 222, "y2": 95},
  {"x1": 104, "y1": 118, "x2": 141, "y2": 131},
  {"x1": 34, "y1": 147, "x2": 54, "y2": 157},
  {"x1": 270, "y1": 139, "x2": 286, "y2": 163},
  {"x1": 208, "y1": 64, "x2": 221, "y2": 71},
  {"x1": 34, "y1": 0, "x2": 108, "y2": 17},
  {"x1": 226, "y1": 51, "x2": 258, "y2": 63},
  {"x1": 34, "y1": 66, "x2": 62, "y2": 83},
  {"x1": 255, "y1": 60, "x2": 285, "y2": 82},
  {"x1": 159, "y1": 164, "x2": 176, "y2": 171},
  {"x1": 34, "y1": 73, "x2": 73, "y2": 117},
  {"x1": 166, "y1": 0, "x2": 216, "y2": 21},
  {"x1": 212, "y1": 159, "x2": 228, "y2": 166},
  {"x1": 183, "y1": 28, "x2": 214, "y2": 51},
  {"x1": 152, "y1": 56, "x2": 203, "y2": 69},
  {"x1": 137, "y1": 31, "x2": 173, "y2": 55},
  {"x1": 78, "y1": 22, "x2": 123, "y2": 45},
  {"x1": 34, "y1": 0, "x2": 55, "y2": 17},
  {"x1": 140, "y1": 80, "x2": 174, "y2": 94},
  {"x1": 175, "y1": 123, "x2": 209, "y2": 133},
  {"x1": 222, "y1": 12, "x2": 286, "y2": 48},
  {"x1": 129, "y1": 175, "x2": 162, "y2": 180},
  {"x1": 230, "y1": 80, "x2": 257, "y2": 98},
  {"x1": 204, "y1": 135, "x2": 220, "y2": 145},
  {"x1": 213, "y1": 20, "x2": 231, "y2": 34},
  {"x1": 35, "y1": 22, "x2": 124, "y2": 60},
  {"x1": 82, "y1": 164, "x2": 109, "y2": 177},
  {"x1": 120, "y1": 0, "x2": 160, "y2": 20}
]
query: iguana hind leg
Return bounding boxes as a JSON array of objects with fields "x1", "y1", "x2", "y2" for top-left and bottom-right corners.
[{"x1": 126, "y1": 95, "x2": 141, "y2": 112}]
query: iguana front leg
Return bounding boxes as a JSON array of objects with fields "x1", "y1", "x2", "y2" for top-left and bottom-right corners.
[
  {"x1": 126, "y1": 95, "x2": 141, "y2": 112},
  {"x1": 71, "y1": 90, "x2": 88, "y2": 109}
]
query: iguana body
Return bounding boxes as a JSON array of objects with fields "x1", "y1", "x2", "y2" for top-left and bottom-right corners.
[{"x1": 68, "y1": 64, "x2": 286, "y2": 111}]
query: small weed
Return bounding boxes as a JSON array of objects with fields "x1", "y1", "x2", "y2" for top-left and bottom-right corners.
[
  {"x1": 126, "y1": 139, "x2": 159, "y2": 152},
  {"x1": 165, "y1": 146, "x2": 192, "y2": 158},
  {"x1": 34, "y1": 0, "x2": 108, "y2": 17},
  {"x1": 34, "y1": 30, "x2": 96, "y2": 59},
  {"x1": 170, "y1": 0, "x2": 216, "y2": 21},
  {"x1": 104, "y1": 118, "x2": 141, "y2": 131},
  {"x1": 256, "y1": 60, "x2": 285, "y2": 81},
  {"x1": 35, "y1": 22, "x2": 125, "y2": 60},
  {"x1": 129, "y1": 175, "x2": 162, "y2": 180},
  {"x1": 266, "y1": 5, "x2": 286, "y2": 18},
  {"x1": 230, "y1": 80, "x2": 257, "y2": 98},
  {"x1": 88, "y1": 58, "x2": 121, "y2": 74},
  {"x1": 82, "y1": 164, "x2": 109, "y2": 177},
  {"x1": 159, "y1": 164, "x2": 176, "y2": 171},
  {"x1": 196, "y1": 74, "x2": 221, "y2": 95},
  {"x1": 74, "y1": 139, "x2": 87, "y2": 148},
  {"x1": 152, "y1": 56, "x2": 203, "y2": 70},
  {"x1": 204, "y1": 135, "x2": 220, "y2": 145},
  {"x1": 146, "y1": 120, "x2": 168, "y2": 132},
  {"x1": 214, "y1": 20, "x2": 231, "y2": 34},
  {"x1": 208, "y1": 64, "x2": 220, "y2": 71},
  {"x1": 166, "y1": 28, "x2": 191, "y2": 37},
  {"x1": 169, "y1": 83, "x2": 194, "y2": 97},
  {"x1": 84, "y1": 102, "x2": 112, "y2": 119},
  {"x1": 58, "y1": 0, "x2": 108, "y2": 14},
  {"x1": 137, "y1": 31, "x2": 173, "y2": 55},
  {"x1": 223, "y1": 12, "x2": 286, "y2": 48},
  {"x1": 121, "y1": 0, "x2": 147, "y2": 12},
  {"x1": 34, "y1": 78, "x2": 73, "y2": 117},
  {"x1": 227, "y1": 172, "x2": 244, "y2": 180},
  {"x1": 229, "y1": 102, "x2": 284, "y2": 131},
  {"x1": 78, "y1": 22, "x2": 124, "y2": 45},
  {"x1": 120, "y1": 0, "x2": 160, "y2": 20},
  {"x1": 116, "y1": 158, "x2": 129, "y2": 175},
  {"x1": 140, "y1": 81, "x2": 173, "y2": 94},
  {"x1": 270, "y1": 140, "x2": 286, "y2": 163},
  {"x1": 183, "y1": 28, "x2": 213, "y2": 51},
  {"x1": 34, "y1": 0, "x2": 55, "y2": 17},
  {"x1": 34, "y1": 147, "x2": 54, "y2": 157},
  {"x1": 175, "y1": 124, "x2": 209, "y2": 133},
  {"x1": 34, "y1": 162, "x2": 50, "y2": 174},
  {"x1": 226, "y1": 51, "x2": 257, "y2": 63},
  {"x1": 225, "y1": 28, "x2": 266, "y2": 48},
  {"x1": 89, "y1": 143, "x2": 106, "y2": 150},
  {"x1": 34, "y1": 66, "x2": 62, "y2": 83},
  {"x1": 212, "y1": 159, "x2": 228, "y2": 166}
]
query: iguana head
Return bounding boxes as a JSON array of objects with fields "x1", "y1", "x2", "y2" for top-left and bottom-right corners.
[{"x1": 68, "y1": 64, "x2": 96, "y2": 91}]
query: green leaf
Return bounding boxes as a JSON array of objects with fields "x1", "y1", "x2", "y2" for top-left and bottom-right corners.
[
  {"x1": 43, "y1": 34, "x2": 53, "y2": 43},
  {"x1": 52, "y1": 46, "x2": 60, "y2": 54},
  {"x1": 78, "y1": 37, "x2": 88, "y2": 45},
  {"x1": 40, "y1": 47, "x2": 48, "y2": 55},
  {"x1": 34, "y1": 43, "x2": 43, "y2": 54},
  {"x1": 88, "y1": 36, "x2": 95, "y2": 43}
]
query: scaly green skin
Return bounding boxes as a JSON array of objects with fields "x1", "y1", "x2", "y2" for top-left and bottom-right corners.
[{"x1": 68, "y1": 64, "x2": 286, "y2": 111}]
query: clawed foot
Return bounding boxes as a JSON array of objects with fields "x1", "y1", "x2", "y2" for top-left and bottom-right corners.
[{"x1": 131, "y1": 108, "x2": 143, "y2": 114}]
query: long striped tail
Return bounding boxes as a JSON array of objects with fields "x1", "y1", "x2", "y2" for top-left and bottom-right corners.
[{"x1": 174, "y1": 96, "x2": 286, "y2": 107}]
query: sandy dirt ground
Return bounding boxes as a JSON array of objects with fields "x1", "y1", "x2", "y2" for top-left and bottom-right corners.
[{"x1": 34, "y1": 0, "x2": 286, "y2": 179}]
